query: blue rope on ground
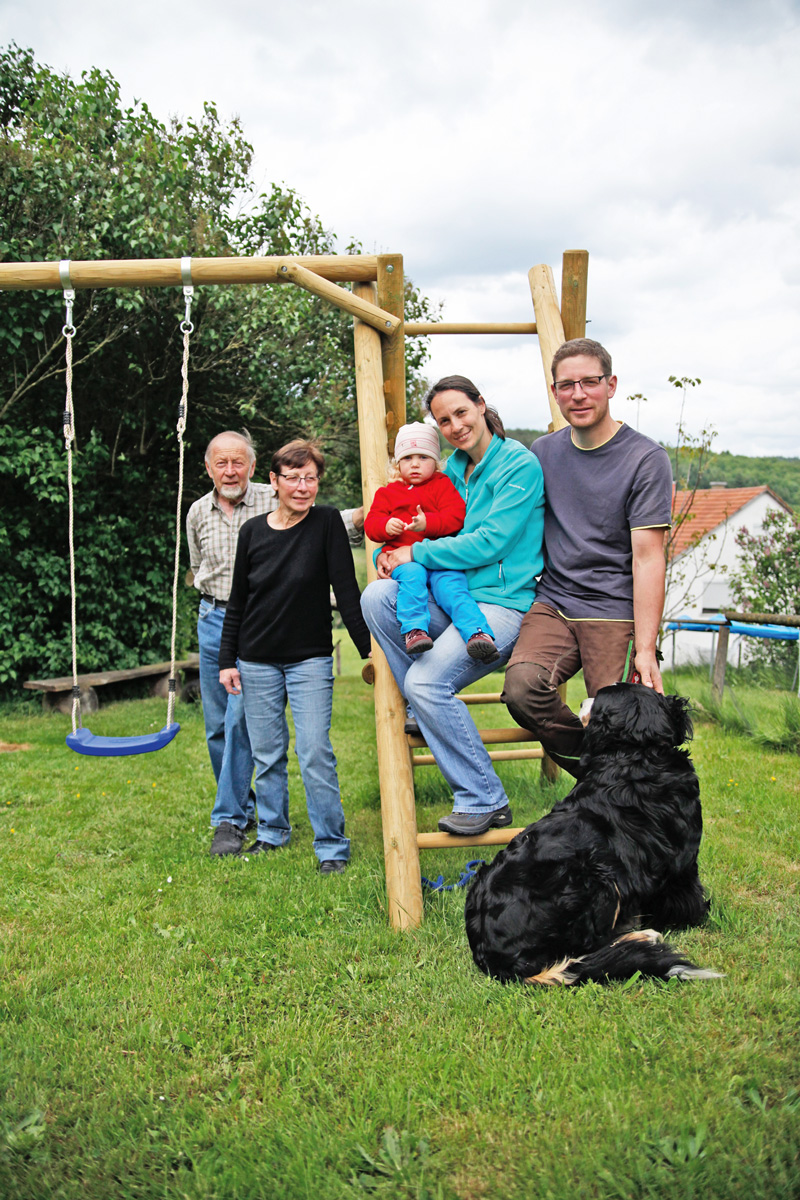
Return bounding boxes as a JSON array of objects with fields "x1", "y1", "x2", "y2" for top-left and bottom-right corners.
[{"x1": 421, "y1": 859, "x2": 485, "y2": 892}]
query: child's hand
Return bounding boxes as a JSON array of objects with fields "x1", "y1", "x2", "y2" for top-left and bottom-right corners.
[
  {"x1": 385, "y1": 517, "x2": 405, "y2": 537},
  {"x1": 405, "y1": 506, "x2": 427, "y2": 533}
]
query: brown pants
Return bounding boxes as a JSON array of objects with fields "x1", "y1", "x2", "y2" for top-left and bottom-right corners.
[{"x1": 502, "y1": 602, "x2": 636, "y2": 778}]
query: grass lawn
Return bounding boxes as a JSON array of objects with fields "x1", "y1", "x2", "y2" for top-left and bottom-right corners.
[{"x1": 1, "y1": 644, "x2": 799, "y2": 1199}]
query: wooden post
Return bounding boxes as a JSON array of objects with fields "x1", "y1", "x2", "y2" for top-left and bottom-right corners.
[
  {"x1": 560, "y1": 250, "x2": 589, "y2": 342},
  {"x1": 377, "y1": 254, "x2": 406, "y2": 455},
  {"x1": 353, "y1": 283, "x2": 422, "y2": 930},
  {"x1": 711, "y1": 625, "x2": 730, "y2": 702},
  {"x1": 528, "y1": 264, "x2": 569, "y2": 431},
  {"x1": 531, "y1": 258, "x2": 591, "y2": 782}
]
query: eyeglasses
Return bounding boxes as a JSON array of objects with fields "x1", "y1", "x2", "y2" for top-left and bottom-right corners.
[
  {"x1": 552, "y1": 374, "x2": 610, "y2": 397},
  {"x1": 278, "y1": 473, "x2": 320, "y2": 487}
]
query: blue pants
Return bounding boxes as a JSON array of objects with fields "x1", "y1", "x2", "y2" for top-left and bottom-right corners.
[
  {"x1": 392, "y1": 563, "x2": 495, "y2": 643},
  {"x1": 361, "y1": 580, "x2": 523, "y2": 815},
  {"x1": 197, "y1": 600, "x2": 256, "y2": 829},
  {"x1": 239, "y1": 657, "x2": 349, "y2": 863}
]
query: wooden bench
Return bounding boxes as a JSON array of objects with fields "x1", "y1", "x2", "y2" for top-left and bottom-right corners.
[{"x1": 24, "y1": 655, "x2": 200, "y2": 714}]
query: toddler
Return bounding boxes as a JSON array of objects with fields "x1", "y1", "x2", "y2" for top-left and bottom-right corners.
[{"x1": 364, "y1": 422, "x2": 498, "y2": 661}]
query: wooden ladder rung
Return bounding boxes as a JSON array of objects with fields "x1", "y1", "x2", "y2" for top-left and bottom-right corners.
[
  {"x1": 407, "y1": 726, "x2": 537, "y2": 748},
  {"x1": 412, "y1": 747, "x2": 543, "y2": 767},
  {"x1": 417, "y1": 828, "x2": 524, "y2": 849}
]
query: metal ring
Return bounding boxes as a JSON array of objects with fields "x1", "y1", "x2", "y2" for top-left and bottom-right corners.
[
  {"x1": 59, "y1": 260, "x2": 73, "y2": 291},
  {"x1": 180, "y1": 257, "x2": 193, "y2": 287}
]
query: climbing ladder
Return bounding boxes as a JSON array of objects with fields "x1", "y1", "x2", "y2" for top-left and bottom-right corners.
[{"x1": 358, "y1": 251, "x2": 589, "y2": 928}]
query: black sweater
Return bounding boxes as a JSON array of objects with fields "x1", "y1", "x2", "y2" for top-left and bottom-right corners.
[{"x1": 219, "y1": 506, "x2": 372, "y2": 667}]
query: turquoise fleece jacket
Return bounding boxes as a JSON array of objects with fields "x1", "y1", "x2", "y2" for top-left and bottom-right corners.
[{"x1": 412, "y1": 434, "x2": 545, "y2": 612}]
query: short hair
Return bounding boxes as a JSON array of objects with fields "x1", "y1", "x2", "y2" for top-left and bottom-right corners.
[
  {"x1": 205, "y1": 430, "x2": 256, "y2": 465},
  {"x1": 271, "y1": 439, "x2": 325, "y2": 479},
  {"x1": 551, "y1": 338, "x2": 612, "y2": 381},
  {"x1": 424, "y1": 374, "x2": 506, "y2": 440}
]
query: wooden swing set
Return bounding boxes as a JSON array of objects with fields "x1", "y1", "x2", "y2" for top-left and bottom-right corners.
[{"x1": 0, "y1": 247, "x2": 589, "y2": 930}]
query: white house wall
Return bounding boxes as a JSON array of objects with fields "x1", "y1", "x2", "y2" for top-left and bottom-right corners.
[{"x1": 663, "y1": 492, "x2": 785, "y2": 667}]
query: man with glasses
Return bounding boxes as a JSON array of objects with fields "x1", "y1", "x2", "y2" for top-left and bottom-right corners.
[
  {"x1": 187, "y1": 430, "x2": 363, "y2": 856},
  {"x1": 502, "y1": 338, "x2": 673, "y2": 778}
]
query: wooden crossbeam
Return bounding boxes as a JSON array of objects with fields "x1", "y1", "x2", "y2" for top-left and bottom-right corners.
[{"x1": 0, "y1": 254, "x2": 380, "y2": 290}]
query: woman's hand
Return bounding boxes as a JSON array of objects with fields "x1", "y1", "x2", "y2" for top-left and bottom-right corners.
[
  {"x1": 404, "y1": 505, "x2": 427, "y2": 533},
  {"x1": 382, "y1": 544, "x2": 413, "y2": 573},
  {"x1": 220, "y1": 667, "x2": 242, "y2": 695},
  {"x1": 385, "y1": 517, "x2": 405, "y2": 538}
]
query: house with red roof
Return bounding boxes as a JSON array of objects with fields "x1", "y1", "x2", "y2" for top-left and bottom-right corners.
[{"x1": 664, "y1": 484, "x2": 793, "y2": 666}]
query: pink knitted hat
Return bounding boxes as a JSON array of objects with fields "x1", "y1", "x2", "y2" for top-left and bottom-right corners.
[{"x1": 394, "y1": 422, "x2": 440, "y2": 461}]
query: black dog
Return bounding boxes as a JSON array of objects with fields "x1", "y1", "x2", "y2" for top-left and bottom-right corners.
[{"x1": 465, "y1": 684, "x2": 720, "y2": 986}]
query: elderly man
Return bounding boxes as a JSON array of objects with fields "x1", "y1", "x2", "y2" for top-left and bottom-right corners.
[
  {"x1": 187, "y1": 430, "x2": 363, "y2": 856},
  {"x1": 502, "y1": 338, "x2": 673, "y2": 777}
]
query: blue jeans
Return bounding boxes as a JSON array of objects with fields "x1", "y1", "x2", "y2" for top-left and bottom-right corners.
[
  {"x1": 392, "y1": 563, "x2": 495, "y2": 643},
  {"x1": 361, "y1": 580, "x2": 523, "y2": 815},
  {"x1": 238, "y1": 657, "x2": 349, "y2": 862},
  {"x1": 197, "y1": 601, "x2": 256, "y2": 829}
]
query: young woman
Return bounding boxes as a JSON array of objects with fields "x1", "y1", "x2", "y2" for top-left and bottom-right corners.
[
  {"x1": 219, "y1": 440, "x2": 371, "y2": 872},
  {"x1": 361, "y1": 376, "x2": 545, "y2": 834}
]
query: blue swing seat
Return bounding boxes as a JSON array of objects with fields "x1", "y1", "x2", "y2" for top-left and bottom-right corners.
[{"x1": 66, "y1": 722, "x2": 180, "y2": 757}]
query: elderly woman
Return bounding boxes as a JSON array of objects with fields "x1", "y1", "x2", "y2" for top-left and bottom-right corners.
[
  {"x1": 219, "y1": 439, "x2": 371, "y2": 873},
  {"x1": 361, "y1": 376, "x2": 545, "y2": 835}
]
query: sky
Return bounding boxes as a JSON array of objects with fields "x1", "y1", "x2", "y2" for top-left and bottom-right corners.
[{"x1": 2, "y1": 0, "x2": 799, "y2": 457}]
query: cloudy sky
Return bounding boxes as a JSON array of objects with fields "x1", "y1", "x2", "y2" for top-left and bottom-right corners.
[{"x1": 3, "y1": 0, "x2": 799, "y2": 456}]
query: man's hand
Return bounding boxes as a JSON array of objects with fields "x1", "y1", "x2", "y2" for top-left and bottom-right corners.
[
  {"x1": 633, "y1": 649, "x2": 664, "y2": 694},
  {"x1": 385, "y1": 517, "x2": 405, "y2": 538},
  {"x1": 351, "y1": 506, "x2": 364, "y2": 532},
  {"x1": 404, "y1": 505, "x2": 427, "y2": 533},
  {"x1": 220, "y1": 667, "x2": 242, "y2": 695}
]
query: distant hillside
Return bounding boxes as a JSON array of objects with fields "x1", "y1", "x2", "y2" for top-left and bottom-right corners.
[
  {"x1": 664, "y1": 448, "x2": 799, "y2": 509},
  {"x1": 506, "y1": 428, "x2": 548, "y2": 448}
]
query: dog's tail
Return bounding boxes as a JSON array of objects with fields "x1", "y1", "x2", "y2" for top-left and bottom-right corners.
[{"x1": 524, "y1": 930, "x2": 723, "y2": 987}]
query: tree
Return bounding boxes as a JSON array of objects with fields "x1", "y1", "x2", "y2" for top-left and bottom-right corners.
[
  {"x1": 728, "y1": 509, "x2": 800, "y2": 677},
  {"x1": 660, "y1": 377, "x2": 722, "y2": 630},
  {"x1": 0, "y1": 44, "x2": 436, "y2": 691}
]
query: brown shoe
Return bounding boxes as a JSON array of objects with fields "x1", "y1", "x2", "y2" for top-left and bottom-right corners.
[
  {"x1": 405, "y1": 629, "x2": 434, "y2": 655},
  {"x1": 466, "y1": 631, "x2": 499, "y2": 663}
]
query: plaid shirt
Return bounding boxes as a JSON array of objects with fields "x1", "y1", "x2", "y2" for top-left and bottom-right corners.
[
  {"x1": 187, "y1": 484, "x2": 364, "y2": 604},
  {"x1": 187, "y1": 483, "x2": 278, "y2": 603}
]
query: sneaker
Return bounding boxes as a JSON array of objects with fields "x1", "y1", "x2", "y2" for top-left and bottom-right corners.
[
  {"x1": 437, "y1": 805, "x2": 513, "y2": 836},
  {"x1": 466, "y1": 631, "x2": 500, "y2": 663},
  {"x1": 209, "y1": 822, "x2": 245, "y2": 857},
  {"x1": 404, "y1": 717, "x2": 421, "y2": 736},
  {"x1": 245, "y1": 840, "x2": 280, "y2": 855},
  {"x1": 405, "y1": 629, "x2": 433, "y2": 655},
  {"x1": 319, "y1": 860, "x2": 347, "y2": 874}
]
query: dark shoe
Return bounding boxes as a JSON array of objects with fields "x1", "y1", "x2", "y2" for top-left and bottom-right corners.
[
  {"x1": 245, "y1": 840, "x2": 280, "y2": 855},
  {"x1": 319, "y1": 860, "x2": 347, "y2": 874},
  {"x1": 466, "y1": 630, "x2": 500, "y2": 663},
  {"x1": 437, "y1": 805, "x2": 513, "y2": 836},
  {"x1": 244, "y1": 817, "x2": 257, "y2": 833},
  {"x1": 405, "y1": 629, "x2": 433, "y2": 655},
  {"x1": 404, "y1": 717, "x2": 421, "y2": 736},
  {"x1": 209, "y1": 822, "x2": 245, "y2": 857}
]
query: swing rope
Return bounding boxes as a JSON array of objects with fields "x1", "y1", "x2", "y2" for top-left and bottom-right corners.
[
  {"x1": 60, "y1": 263, "x2": 82, "y2": 736},
  {"x1": 61, "y1": 258, "x2": 193, "y2": 756},
  {"x1": 165, "y1": 259, "x2": 194, "y2": 728}
]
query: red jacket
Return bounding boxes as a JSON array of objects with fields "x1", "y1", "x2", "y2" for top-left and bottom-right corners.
[{"x1": 364, "y1": 472, "x2": 466, "y2": 551}]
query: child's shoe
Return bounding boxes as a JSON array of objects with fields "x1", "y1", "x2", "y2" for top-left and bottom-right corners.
[
  {"x1": 405, "y1": 629, "x2": 433, "y2": 655},
  {"x1": 466, "y1": 630, "x2": 500, "y2": 663}
]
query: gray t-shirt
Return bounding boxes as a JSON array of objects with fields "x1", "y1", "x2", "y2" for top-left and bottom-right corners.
[{"x1": 531, "y1": 423, "x2": 672, "y2": 619}]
